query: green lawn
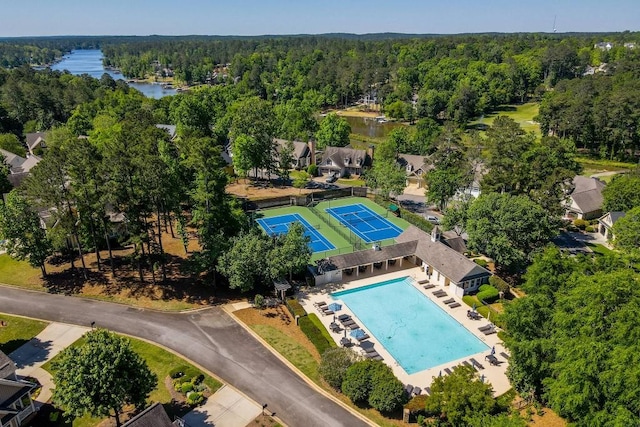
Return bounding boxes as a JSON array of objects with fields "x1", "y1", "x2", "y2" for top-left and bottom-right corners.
[
  {"x1": 469, "y1": 103, "x2": 540, "y2": 135},
  {"x1": 337, "y1": 178, "x2": 366, "y2": 187},
  {"x1": 252, "y1": 324, "x2": 320, "y2": 382},
  {"x1": 0, "y1": 313, "x2": 48, "y2": 354},
  {"x1": 0, "y1": 254, "x2": 44, "y2": 289},
  {"x1": 42, "y1": 333, "x2": 223, "y2": 427},
  {"x1": 586, "y1": 242, "x2": 615, "y2": 256}
]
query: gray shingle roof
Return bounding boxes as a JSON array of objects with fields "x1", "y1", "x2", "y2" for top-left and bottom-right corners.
[
  {"x1": 25, "y1": 132, "x2": 46, "y2": 151},
  {"x1": 328, "y1": 241, "x2": 418, "y2": 270},
  {"x1": 123, "y1": 403, "x2": 175, "y2": 427},
  {"x1": 397, "y1": 153, "x2": 431, "y2": 175},
  {"x1": 0, "y1": 351, "x2": 16, "y2": 380},
  {"x1": 395, "y1": 226, "x2": 490, "y2": 283},
  {"x1": 321, "y1": 146, "x2": 368, "y2": 170},
  {"x1": 274, "y1": 139, "x2": 310, "y2": 161},
  {"x1": 568, "y1": 176, "x2": 606, "y2": 214}
]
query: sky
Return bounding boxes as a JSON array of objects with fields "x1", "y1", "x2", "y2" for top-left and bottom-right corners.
[{"x1": 2, "y1": 0, "x2": 639, "y2": 37}]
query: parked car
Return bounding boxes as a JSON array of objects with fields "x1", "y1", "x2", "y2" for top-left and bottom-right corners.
[
  {"x1": 426, "y1": 215, "x2": 440, "y2": 224},
  {"x1": 326, "y1": 173, "x2": 338, "y2": 183}
]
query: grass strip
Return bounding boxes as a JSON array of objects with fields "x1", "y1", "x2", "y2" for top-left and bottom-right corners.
[{"x1": 0, "y1": 313, "x2": 48, "y2": 354}]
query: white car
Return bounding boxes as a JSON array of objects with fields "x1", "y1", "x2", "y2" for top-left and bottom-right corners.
[{"x1": 426, "y1": 215, "x2": 440, "y2": 224}]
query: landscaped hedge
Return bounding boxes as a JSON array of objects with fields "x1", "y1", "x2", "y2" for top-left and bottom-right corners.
[
  {"x1": 286, "y1": 298, "x2": 307, "y2": 318},
  {"x1": 299, "y1": 315, "x2": 334, "y2": 355},
  {"x1": 477, "y1": 284, "x2": 500, "y2": 304},
  {"x1": 489, "y1": 276, "x2": 510, "y2": 294},
  {"x1": 473, "y1": 258, "x2": 488, "y2": 268},
  {"x1": 307, "y1": 313, "x2": 336, "y2": 347}
]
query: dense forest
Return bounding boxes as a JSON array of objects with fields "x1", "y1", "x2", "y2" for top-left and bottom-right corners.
[{"x1": 1, "y1": 32, "x2": 640, "y2": 426}]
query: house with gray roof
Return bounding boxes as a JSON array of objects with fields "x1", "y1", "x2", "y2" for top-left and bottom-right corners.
[
  {"x1": 0, "y1": 351, "x2": 37, "y2": 427},
  {"x1": 397, "y1": 153, "x2": 431, "y2": 188},
  {"x1": 318, "y1": 146, "x2": 370, "y2": 178},
  {"x1": 0, "y1": 149, "x2": 42, "y2": 189},
  {"x1": 564, "y1": 176, "x2": 606, "y2": 220},
  {"x1": 123, "y1": 402, "x2": 178, "y2": 427},
  {"x1": 24, "y1": 133, "x2": 46, "y2": 156},
  {"x1": 318, "y1": 225, "x2": 490, "y2": 296},
  {"x1": 155, "y1": 124, "x2": 177, "y2": 141},
  {"x1": 274, "y1": 139, "x2": 314, "y2": 170},
  {"x1": 598, "y1": 211, "x2": 626, "y2": 241}
]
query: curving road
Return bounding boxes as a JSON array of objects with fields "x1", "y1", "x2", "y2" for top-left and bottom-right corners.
[{"x1": 0, "y1": 286, "x2": 370, "y2": 427}]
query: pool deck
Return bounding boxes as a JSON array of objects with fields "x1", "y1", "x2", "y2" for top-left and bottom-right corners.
[{"x1": 297, "y1": 266, "x2": 511, "y2": 396}]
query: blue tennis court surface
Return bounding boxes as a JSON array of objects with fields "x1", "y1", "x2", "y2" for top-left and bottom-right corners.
[
  {"x1": 256, "y1": 213, "x2": 335, "y2": 253},
  {"x1": 326, "y1": 203, "x2": 403, "y2": 243}
]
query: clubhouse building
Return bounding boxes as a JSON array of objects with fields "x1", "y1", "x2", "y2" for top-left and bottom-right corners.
[{"x1": 315, "y1": 225, "x2": 491, "y2": 297}]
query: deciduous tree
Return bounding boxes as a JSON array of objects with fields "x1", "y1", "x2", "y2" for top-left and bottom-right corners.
[
  {"x1": 315, "y1": 113, "x2": 350, "y2": 149},
  {"x1": 52, "y1": 329, "x2": 156, "y2": 427}
]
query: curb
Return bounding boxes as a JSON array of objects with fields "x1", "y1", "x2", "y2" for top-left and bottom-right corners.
[{"x1": 223, "y1": 304, "x2": 376, "y2": 427}]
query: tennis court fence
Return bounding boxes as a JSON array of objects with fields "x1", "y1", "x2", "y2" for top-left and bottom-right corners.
[
  {"x1": 244, "y1": 186, "x2": 369, "y2": 211},
  {"x1": 309, "y1": 205, "x2": 365, "y2": 252}
]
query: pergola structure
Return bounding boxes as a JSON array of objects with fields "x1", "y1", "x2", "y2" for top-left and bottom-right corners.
[{"x1": 273, "y1": 278, "x2": 292, "y2": 301}]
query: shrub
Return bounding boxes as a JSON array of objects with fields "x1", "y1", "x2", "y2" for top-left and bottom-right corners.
[
  {"x1": 307, "y1": 164, "x2": 318, "y2": 177},
  {"x1": 254, "y1": 294, "x2": 265, "y2": 309},
  {"x1": 170, "y1": 365, "x2": 189, "y2": 379},
  {"x1": 585, "y1": 226, "x2": 595, "y2": 233},
  {"x1": 368, "y1": 365, "x2": 407, "y2": 413},
  {"x1": 573, "y1": 219, "x2": 589, "y2": 230},
  {"x1": 307, "y1": 314, "x2": 336, "y2": 348},
  {"x1": 181, "y1": 382, "x2": 194, "y2": 394},
  {"x1": 473, "y1": 258, "x2": 488, "y2": 268},
  {"x1": 187, "y1": 391, "x2": 204, "y2": 406},
  {"x1": 299, "y1": 316, "x2": 333, "y2": 355},
  {"x1": 477, "y1": 284, "x2": 500, "y2": 304},
  {"x1": 285, "y1": 298, "x2": 307, "y2": 318},
  {"x1": 342, "y1": 360, "x2": 376, "y2": 403},
  {"x1": 489, "y1": 276, "x2": 510, "y2": 294},
  {"x1": 319, "y1": 347, "x2": 358, "y2": 390}
]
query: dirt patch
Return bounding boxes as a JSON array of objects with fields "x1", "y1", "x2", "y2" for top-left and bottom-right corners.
[
  {"x1": 226, "y1": 178, "x2": 315, "y2": 200},
  {"x1": 525, "y1": 407, "x2": 567, "y2": 427},
  {"x1": 234, "y1": 306, "x2": 321, "y2": 361}
]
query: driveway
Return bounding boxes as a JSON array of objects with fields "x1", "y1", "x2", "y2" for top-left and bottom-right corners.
[
  {"x1": 10, "y1": 323, "x2": 89, "y2": 406},
  {"x1": 0, "y1": 287, "x2": 371, "y2": 427},
  {"x1": 182, "y1": 385, "x2": 261, "y2": 427}
]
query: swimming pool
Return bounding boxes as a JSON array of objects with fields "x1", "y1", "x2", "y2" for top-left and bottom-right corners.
[{"x1": 332, "y1": 276, "x2": 489, "y2": 374}]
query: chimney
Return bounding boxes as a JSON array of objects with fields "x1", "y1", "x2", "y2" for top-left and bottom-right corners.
[
  {"x1": 308, "y1": 139, "x2": 316, "y2": 165},
  {"x1": 430, "y1": 226, "x2": 441, "y2": 243},
  {"x1": 366, "y1": 144, "x2": 375, "y2": 163}
]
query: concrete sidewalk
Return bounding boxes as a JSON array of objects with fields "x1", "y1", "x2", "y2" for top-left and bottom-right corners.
[
  {"x1": 10, "y1": 323, "x2": 89, "y2": 406},
  {"x1": 181, "y1": 385, "x2": 262, "y2": 427}
]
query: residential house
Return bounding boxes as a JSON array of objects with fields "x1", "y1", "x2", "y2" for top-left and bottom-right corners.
[
  {"x1": 317, "y1": 225, "x2": 490, "y2": 296},
  {"x1": 594, "y1": 42, "x2": 614, "y2": 50},
  {"x1": 274, "y1": 139, "x2": 314, "y2": 170},
  {"x1": 598, "y1": 211, "x2": 626, "y2": 241},
  {"x1": 564, "y1": 176, "x2": 606, "y2": 220},
  {"x1": 24, "y1": 133, "x2": 46, "y2": 156},
  {"x1": 397, "y1": 153, "x2": 431, "y2": 188},
  {"x1": 0, "y1": 351, "x2": 37, "y2": 427},
  {"x1": 0, "y1": 149, "x2": 42, "y2": 188},
  {"x1": 155, "y1": 124, "x2": 177, "y2": 141},
  {"x1": 123, "y1": 402, "x2": 179, "y2": 427},
  {"x1": 318, "y1": 146, "x2": 370, "y2": 178}
]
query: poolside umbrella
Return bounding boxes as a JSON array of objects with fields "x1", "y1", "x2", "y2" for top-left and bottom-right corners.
[
  {"x1": 480, "y1": 374, "x2": 485, "y2": 383},
  {"x1": 490, "y1": 346, "x2": 496, "y2": 356},
  {"x1": 472, "y1": 302, "x2": 477, "y2": 312},
  {"x1": 350, "y1": 328, "x2": 366, "y2": 340},
  {"x1": 327, "y1": 302, "x2": 342, "y2": 312}
]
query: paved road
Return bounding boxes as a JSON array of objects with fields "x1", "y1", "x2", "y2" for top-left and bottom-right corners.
[{"x1": 0, "y1": 287, "x2": 370, "y2": 427}]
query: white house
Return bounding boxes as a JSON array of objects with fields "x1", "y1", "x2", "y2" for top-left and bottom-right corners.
[
  {"x1": 598, "y1": 211, "x2": 626, "y2": 241},
  {"x1": 0, "y1": 351, "x2": 37, "y2": 427}
]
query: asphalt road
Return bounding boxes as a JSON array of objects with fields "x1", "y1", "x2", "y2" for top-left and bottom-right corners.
[{"x1": 0, "y1": 286, "x2": 370, "y2": 427}]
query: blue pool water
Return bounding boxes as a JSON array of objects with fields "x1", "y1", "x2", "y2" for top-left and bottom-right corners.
[{"x1": 332, "y1": 276, "x2": 489, "y2": 374}]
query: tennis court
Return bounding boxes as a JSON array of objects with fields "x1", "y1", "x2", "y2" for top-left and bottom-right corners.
[
  {"x1": 325, "y1": 203, "x2": 404, "y2": 243},
  {"x1": 256, "y1": 213, "x2": 336, "y2": 253}
]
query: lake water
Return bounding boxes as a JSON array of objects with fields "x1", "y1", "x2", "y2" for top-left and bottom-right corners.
[
  {"x1": 343, "y1": 115, "x2": 404, "y2": 140},
  {"x1": 50, "y1": 50, "x2": 177, "y2": 99}
]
